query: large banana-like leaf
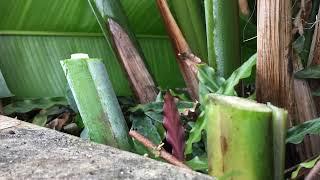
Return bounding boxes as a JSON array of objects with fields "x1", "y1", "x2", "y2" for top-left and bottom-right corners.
[{"x1": 0, "y1": 0, "x2": 183, "y2": 98}]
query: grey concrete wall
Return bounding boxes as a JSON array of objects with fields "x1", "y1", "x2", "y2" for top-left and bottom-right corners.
[{"x1": 0, "y1": 115, "x2": 211, "y2": 180}]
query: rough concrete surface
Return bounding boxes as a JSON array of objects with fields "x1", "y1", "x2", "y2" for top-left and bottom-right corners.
[{"x1": 0, "y1": 116, "x2": 211, "y2": 180}]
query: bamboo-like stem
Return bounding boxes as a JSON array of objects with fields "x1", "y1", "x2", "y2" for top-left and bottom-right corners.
[
  {"x1": 61, "y1": 54, "x2": 131, "y2": 150},
  {"x1": 156, "y1": 0, "x2": 201, "y2": 101},
  {"x1": 206, "y1": 94, "x2": 285, "y2": 179},
  {"x1": 88, "y1": 0, "x2": 157, "y2": 103},
  {"x1": 129, "y1": 130, "x2": 191, "y2": 170},
  {"x1": 204, "y1": 0, "x2": 241, "y2": 77}
]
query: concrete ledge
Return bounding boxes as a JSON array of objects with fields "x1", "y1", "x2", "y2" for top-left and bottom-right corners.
[{"x1": 0, "y1": 116, "x2": 211, "y2": 180}]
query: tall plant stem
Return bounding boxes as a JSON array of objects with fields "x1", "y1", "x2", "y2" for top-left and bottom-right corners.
[
  {"x1": 88, "y1": 0, "x2": 157, "y2": 103},
  {"x1": 204, "y1": 0, "x2": 241, "y2": 77},
  {"x1": 156, "y1": 0, "x2": 201, "y2": 101},
  {"x1": 256, "y1": 1, "x2": 294, "y2": 119}
]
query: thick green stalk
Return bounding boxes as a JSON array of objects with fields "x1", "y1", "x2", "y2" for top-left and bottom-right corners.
[
  {"x1": 204, "y1": 0, "x2": 241, "y2": 77},
  {"x1": 170, "y1": 0, "x2": 207, "y2": 62},
  {"x1": 268, "y1": 103, "x2": 287, "y2": 180},
  {"x1": 206, "y1": 94, "x2": 282, "y2": 179},
  {"x1": 61, "y1": 54, "x2": 131, "y2": 150}
]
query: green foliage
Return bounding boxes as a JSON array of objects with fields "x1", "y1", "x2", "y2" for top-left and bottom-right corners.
[
  {"x1": 0, "y1": 0, "x2": 184, "y2": 98},
  {"x1": 185, "y1": 112, "x2": 206, "y2": 155},
  {"x1": 197, "y1": 64, "x2": 225, "y2": 103},
  {"x1": 186, "y1": 156, "x2": 208, "y2": 171},
  {"x1": 0, "y1": 69, "x2": 13, "y2": 98},
  {"x1": 3, "y1": 97, "x2": 68, "y2": 115},
  {"x1": 287, "y1": 118, "x2": 320, "y2": 144},
  {"x1": 186, "y1": 53, "x2": 257, "y2": 157},
  {"x1": 291, "y1": 156, "x2": 320, "y2": 179},
  {"x1": 217, "y1": 53, "x2": 257, "y2": 95},
  {"x1": 295, "y1": 65, "x2": 320, "y2": 79}
]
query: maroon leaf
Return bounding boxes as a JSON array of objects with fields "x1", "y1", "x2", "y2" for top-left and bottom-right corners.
[{"x1": 163, "y1": 92, "x2": 185, "y2": 161}]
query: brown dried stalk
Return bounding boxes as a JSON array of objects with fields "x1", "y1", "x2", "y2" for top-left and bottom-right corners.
[
  {"x1": 256, "y1": 0, "x2": 320, "y2": 161},
  {"x1": 307, "y1": 2, "x2": 320, "y2": 114},
  {"x1": 129, "y1": 130, "x2": 190, "y2": 170},
  {"x1": 155, "y1": 0, "x2": 201, "y2": 101},
  {"x1": 107, "y1": 19, "x2": 158, "y2": 104}
]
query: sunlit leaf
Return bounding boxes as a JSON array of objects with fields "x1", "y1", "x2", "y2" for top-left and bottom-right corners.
[
  {"x1": 287, "y1": 118, "x2": 320, "y2": 144},
  {"x1": 291, "y1": 156, "x2": 320, "y2": 179}
]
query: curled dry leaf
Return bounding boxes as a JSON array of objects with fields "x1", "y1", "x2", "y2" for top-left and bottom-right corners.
[
  {"x1": 163, "y1": 92, "x2": 185, "y2": 161},
  {"x1": 46, "y1": 112, "x2": 70, "y2": 131}
]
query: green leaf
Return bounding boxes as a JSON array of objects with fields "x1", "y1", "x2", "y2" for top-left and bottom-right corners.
[
  {"x1": 0, "y1": 69, "x2": 13, "y2": 98},
  {"x1": 217, "y1": 53, "x2": 257, "y2": 95},
  {"x1": 131, "y1": 114, "x2": 162, "y2": 156},
  {"x1": 197, "y1": 63, "x2": 225, "y2": 102},
  {"x1": 287, "y1": 118, "x2": 320, "y2": 144},
  {"x1": 170, "y1": 0, "x2": 208, "y2": 61},
  {"x1": 3, "y1": 97, "x2": 68, "y2": 115},
  {"x1": 129, "y1": 101, "x2": 194, "y2": 114},
  {"x1": 293, "y1": 35, "x2": 305, "y2": 54},
  {"x1": 313, "y1": 89, "x2": 320, "y2": 96},
  {"x1": 0, "y1": 0, "x2": 184, "y2": 98},
  {"x1": 185, "y1": 112, "x2": 206, "y2": 155},
  {"x1": 295, "y1": 65, "x2": 320, "y2": 79},
  {"x1": 32, "y1": 110, "x2": 48, "y2": 126},
  {"x1": 186, "y1": 156, "x2": 208, "y2": 171},
  {"x1": 291, "y1": 156, "x2": 320, "y2": 179}
]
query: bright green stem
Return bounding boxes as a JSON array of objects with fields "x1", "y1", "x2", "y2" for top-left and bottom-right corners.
[
  {"x1": 170, "y1": 0, "x2": 208, "y2": 62},
  {"x1": 268, "y1": 103, "x2": 287, "y2": 180},
  {"x1": 206, "y1": 94, "x2": 282, "y2": 179},
  {"x1": 204, "y1": 0, "x2": 241, "y2": 77},
  {"x1": 61, "y1": 54, "x2": 131, "y2": 151}
]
